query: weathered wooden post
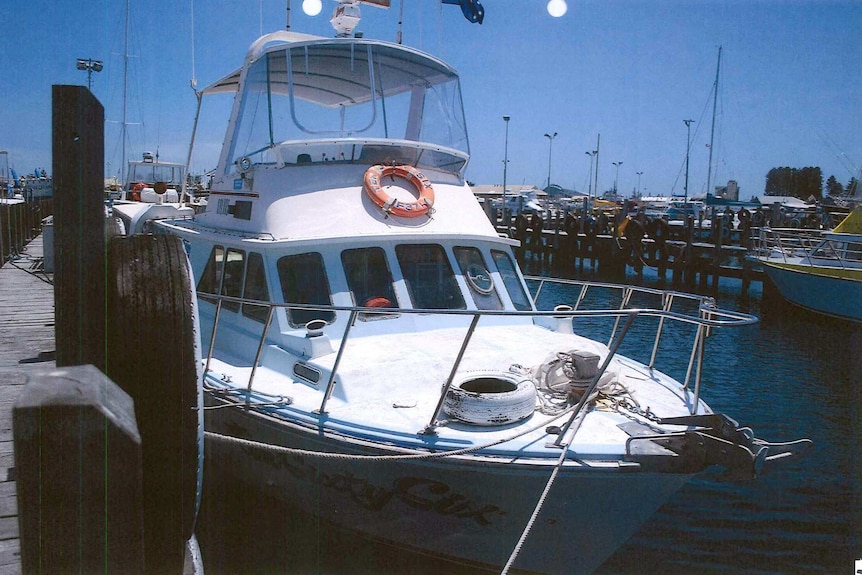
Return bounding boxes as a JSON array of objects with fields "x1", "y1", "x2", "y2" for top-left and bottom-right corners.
[
  {"x1": 684, "y1": 215, "x2": 696, "y2": 288},
  {"x1": 52, "y1": 85, "x2": 106, "y2": 371},
  {"x1": 712, "y1": 210, "x2": 722, "y2": 293},
  {"x1": 13, "y1": 365, "x2": 145, "y2": 575},
  {"x1": 741, "y1": 219, "x2": 753, "y2": 296},
  {"x1": 0, "y1": 202, "x2": 6, "y2": 264}
]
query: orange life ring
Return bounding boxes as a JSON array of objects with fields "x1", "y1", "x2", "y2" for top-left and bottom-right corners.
[
  {"x1": 131, "y1": 182, "x2": 145, "y2": 201},
  {"x1": 363, "y1": 164, "x2": 435, "y2": 218}
]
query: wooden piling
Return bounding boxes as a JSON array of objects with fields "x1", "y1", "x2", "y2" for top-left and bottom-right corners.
[
  {"x1": 51, "y1": 85, "x2": 106, "y2": 371},
  {"x1": 13, "y1": 365, "x2": 145, "y2": 575},
  {"x1": 741, "y1": 219, "x2": 753, "y2": 296},
  {"x1": 712, "y1": 210, "x2": 722, "y2": 293}
]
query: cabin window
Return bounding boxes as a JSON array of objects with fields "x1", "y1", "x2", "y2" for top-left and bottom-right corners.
[
  {"x1": 277, "y1": 253, "x2": 336, "y2": 328},
  {"x1": 285, "y1": 45, "x2": 377, "y2": 137},
  {"x1": 341, "y1": 248, "x2": 399, "y2": 315},
  {"x1": 491, "y1": 250, "x2": 532, "y2": 311},
  {"x1": 198, "y1": 246, "x2": 225, "y2": 305},
  {"x1": 395, "y1": 244, "x2": 465, "y2": 310},
  {"x1": 221, "y1": 249, "x2": 246, "y2": 313},
  {"x1": 454, "y1": 247, "x2": 502, "y2": 310},
  {"x1": 242, "y1": 252, "x2": 271, "y2": 323}
]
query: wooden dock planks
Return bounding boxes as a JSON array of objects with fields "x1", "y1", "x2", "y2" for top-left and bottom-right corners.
[{"x1": 0, "y1": 233, "x2": 56, "y2": 574}]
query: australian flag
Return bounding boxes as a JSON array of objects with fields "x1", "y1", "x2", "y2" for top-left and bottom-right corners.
[{"x1": 442, "y1": 0, "x2": 484, "y2": 24}]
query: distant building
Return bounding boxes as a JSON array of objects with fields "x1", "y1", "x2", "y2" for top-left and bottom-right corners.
[{"x1": 713, "y1": 179, "x2": 740, "y2": 201}]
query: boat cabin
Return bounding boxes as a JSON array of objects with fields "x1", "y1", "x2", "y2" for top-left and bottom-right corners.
[
  {"x1": 121, "y1": 152, "x2": 186, "y2": 202},
  {"x1": 143, "y1": 30, "x2": 531, "y2": 356}
]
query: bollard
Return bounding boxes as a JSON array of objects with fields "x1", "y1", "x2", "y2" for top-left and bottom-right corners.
[{"x1": 13, "y1": 365, "x2": 144, "y2": 575}]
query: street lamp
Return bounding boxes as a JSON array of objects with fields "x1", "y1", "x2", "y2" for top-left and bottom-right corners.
[
  {"x1": 683, "y1": 119, "x2": 695, "y2": 203},
  {"x1": 636, "y1": 171, "x2": 643, "y2": 197},
  {"x1": 76, "y1": 58, "x2": 103, "y2": 91},
  {"x1": 502, "y1": 115, "x2": 511, "y2": 236},
  {"x1": 543, "y1": 132, "x2": 557, "y2": 190},
  {"x1": 612, "y1": 161, "x2": 623, "y2": 195}
]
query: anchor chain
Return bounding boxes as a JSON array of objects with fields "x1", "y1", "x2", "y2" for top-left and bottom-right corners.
[{"x1": 613, "y1": 396, "x2": 662, "y2": 423}]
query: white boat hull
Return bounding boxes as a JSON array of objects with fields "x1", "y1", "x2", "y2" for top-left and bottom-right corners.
[{"x1": 205, "y1": 401, "x2": 690, "y2": 575}]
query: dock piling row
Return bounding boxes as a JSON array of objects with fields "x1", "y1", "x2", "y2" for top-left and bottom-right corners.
[{"x1": 497, "y1": 207, "x2": 764, "y2": 295}]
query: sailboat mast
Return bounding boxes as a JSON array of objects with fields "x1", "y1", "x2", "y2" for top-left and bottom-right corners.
[
  {"x1": 120, "y1": 0, "x2": 130, "y2": 186},
  {"x1": 706, "y1": 45, "x2": 721, "y2": 198}
]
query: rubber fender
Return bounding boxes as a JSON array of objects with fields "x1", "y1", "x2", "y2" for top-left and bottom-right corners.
[
  {"x1": 106, "y1": 234, "x2": 203, "y2": 575},
  {"x1": 444, "y1": 372, "x2": 537, "y2": 426}
]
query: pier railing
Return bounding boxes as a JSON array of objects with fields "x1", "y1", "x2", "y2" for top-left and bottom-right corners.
[{"x1": 200, "y1": 278, "x2": 758, "y2": 427}]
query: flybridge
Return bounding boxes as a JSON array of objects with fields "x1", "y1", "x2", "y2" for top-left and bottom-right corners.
[{"x1": 194, "y1": 33, "x2": 471, "y2": 188}]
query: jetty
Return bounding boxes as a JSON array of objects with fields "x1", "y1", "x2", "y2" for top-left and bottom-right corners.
[
  {"x1": 490, "y1": 207, "x2": 765, "y2": 294},
  {"x1": 0, "y1": 86, "x2": 201, "y2": 575},
  {"x1": 0, "y1": 233, "x2": 55, "y2": 574}
]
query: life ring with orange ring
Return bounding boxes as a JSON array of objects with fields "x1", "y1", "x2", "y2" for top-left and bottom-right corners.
[{"x1": 363, "y1": 164, "x2": 435, "y2": 218}]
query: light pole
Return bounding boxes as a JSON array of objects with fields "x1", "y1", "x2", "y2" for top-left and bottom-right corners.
[
  {"x1": 585, "y1": 150, "x2": 597, "y2": 207},
  {"x1": 544, "y1": 132, "x2": 557, "y2": 190},
  {"x1": 76, "y1": 58, "x2": 103, "y2": 91},
  {"x1": 612, "y1": 161, "x2": 623, "y2": 195},
  {"x1": 593, "y1": 134, "x2": 601, "y2": 210},
  {"x1": 636, "y1": 171, "x2": 643, "y2": 198},
  {"x1": 683, "y1": 119, "x2": 694, "y2": 202},
  {"x1": 502, "y1": 115, "x2": 511, "y2": 235}
]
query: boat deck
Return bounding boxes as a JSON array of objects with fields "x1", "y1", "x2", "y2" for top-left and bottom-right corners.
[{"x1": 0, "y1": 233, "x2": 56, "y2": 574}]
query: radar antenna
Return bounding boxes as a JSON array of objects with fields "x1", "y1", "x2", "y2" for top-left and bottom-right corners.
[{"x1": 329, "y1": 0, "x2": 390, "y2": 37}]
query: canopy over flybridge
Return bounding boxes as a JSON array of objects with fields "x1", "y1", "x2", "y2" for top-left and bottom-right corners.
[
  {"x1": 201, "y1": 32, "x2": 459, "y2": 108},
  {"x1": 204, "y1": 30, "x2": 470, "y2": 180}
]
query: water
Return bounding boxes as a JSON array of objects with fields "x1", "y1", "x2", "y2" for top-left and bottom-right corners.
[
  {"x1": 195, "y1": 263, "x2": 861, "y2": 574},
  {"x1": 577, "y1": 267, "x2": 862, "y2": 574}
]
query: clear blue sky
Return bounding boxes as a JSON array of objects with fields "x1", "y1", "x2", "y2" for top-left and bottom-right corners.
[{"x1": 1, "y1": 0, "x2": 859, "y2": 200}]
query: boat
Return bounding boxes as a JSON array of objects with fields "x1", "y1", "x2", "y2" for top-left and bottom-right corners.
[
  {"x1": 120, "y1": 151, "x2": 187, "y2": 203},
  {"x1": 108, "y1": 8, "x2": 811, "y2": 574},
  {"x1": 492, "y1": 187, "x2": 546, "y2": 217},
  {"x1": 663, "y1": 198, "x2": 705, "y2": 223},
  {"x1": 0, "y1": 152, "x2": 52, "y2": 200},
  {"x1": 750, "y1": 206, "x2": 862, "y2": 323},
  {"x1": 18, "y1": 171, "x2": 54, "y2": 201},
  {"x1": 104, "y1": 0, "x2": 195, "y2": 208}
]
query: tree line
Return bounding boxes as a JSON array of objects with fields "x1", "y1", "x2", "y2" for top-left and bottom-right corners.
[{"x1": 764, "y1": 167, "x2": 858, "y2": 200}]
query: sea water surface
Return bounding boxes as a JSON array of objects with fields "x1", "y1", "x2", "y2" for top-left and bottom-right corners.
[
  {"x1": 574, "y1": 267, "x2": 861, "y2": 575},
  {"x1": 196, "y1": 264, "x2": 861, "y2": 575}
]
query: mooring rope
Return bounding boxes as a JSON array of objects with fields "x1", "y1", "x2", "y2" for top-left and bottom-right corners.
[
  {"x1": 499, "y1": 440, "x2": 570, "y2": 575},
  {"x1": 203, "y1": 393, "x2": 592, "y2": 574}
]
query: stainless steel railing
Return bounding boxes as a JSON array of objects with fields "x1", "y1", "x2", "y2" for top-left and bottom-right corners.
[{"x1": 200, "y1": 278, "x2": 758, "y2": 426}]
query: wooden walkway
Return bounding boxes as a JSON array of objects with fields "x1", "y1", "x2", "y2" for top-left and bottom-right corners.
[{"x1": 0, "y1": 233, "x2": 56, "y2": 575}]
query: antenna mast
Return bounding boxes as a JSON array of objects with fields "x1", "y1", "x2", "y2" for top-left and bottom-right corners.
[
  {"x1": 706, "y1": 45, "x2": 721, "y2": 198},
  {"x1": 119, "y1": 0, "x2": 131, "y2": 186}
]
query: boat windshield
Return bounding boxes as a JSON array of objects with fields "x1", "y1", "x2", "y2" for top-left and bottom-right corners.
[
  {"x1": 225, "y1": 40, "x2": 469, "y2": 175},
  {"x1": 126, "y1": 162, "x2": 185, "y2": 187}
]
